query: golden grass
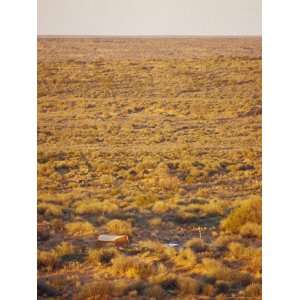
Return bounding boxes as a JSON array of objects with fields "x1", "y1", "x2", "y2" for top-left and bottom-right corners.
[
  {"x1": 221, "y1": 198, "x2": 262, "y2": 234},
  {"x1": 65, "y1": 221, "x2": 96, "y2": 236},
  {"x1": 112, "y1": 256, "x2": 154, "y2": 279},
  {"x1": 38, "y1": 37, "x2": 261, "y2": 299},
  {"x1": 106, "y1": 219, "x2": 133, "y2": 235}
]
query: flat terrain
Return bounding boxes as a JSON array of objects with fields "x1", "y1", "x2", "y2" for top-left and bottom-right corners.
[{"x1": 38, "y1": 37, "x2": 262, "y2": 300}]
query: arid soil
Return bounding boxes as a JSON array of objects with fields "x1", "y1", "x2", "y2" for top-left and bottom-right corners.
[{"x1": 38, "y1": 37, "x2": 261, "y2": 300}]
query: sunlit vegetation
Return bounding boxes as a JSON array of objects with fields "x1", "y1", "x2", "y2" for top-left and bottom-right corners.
[{"x1": 38, "y1": 37, "x2": 261, "y2": 299}]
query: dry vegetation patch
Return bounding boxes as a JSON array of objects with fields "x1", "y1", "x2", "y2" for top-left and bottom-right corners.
[{"x1": 38, "y1": 37, "x2": 261, "y2": 299}]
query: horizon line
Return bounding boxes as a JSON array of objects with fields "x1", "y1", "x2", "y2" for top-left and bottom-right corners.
[{"x1": 38, "y1": 34, "x2": 262, "y2": 39}]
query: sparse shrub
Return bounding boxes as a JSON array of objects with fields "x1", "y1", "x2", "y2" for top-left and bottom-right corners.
[
  {"x1": 54, "y1": 242, "x2": 74, "y2": 258},
  {"x1": 175, "y1": 248, "x2": 198, "y2": 267},
  {"x1": 87, "y1": 249, "x2": 101, "y2": 265},
  {"x1": 221, "y1": 198, "x2": 261, "y2": 233},
  {"x1": 240, "y1": 222, "x2": 262, "y2": 239},
  {"x1": 112, "y1": 279, "x2": 132, "y2": 297},
  {"x1": 228, "y1": 242, "x2": 261, "y2": 272},
  {"x1": 174, "y1": 210, "x2": 197, "y2": 224},
  {"x1": 227, "y1": 242, "x2": 261, "y2": 275},
  {"x1": 97, "y1": 216, "x2": 109, "y2": 225},
  {"x1": 216, "y1": 294, "x2": 227, "y2": 300},
  {"x1": 139, "y1": 240, "x2": 166, "y2": 253},
  {"x1": 75, "y1": 200, "x2": 118, "y2": 215},
  {"x1": 106, "y1": 219, "x2": 133, "y2": 235},
  {"x1": 38, "y1": 242, "x2": 78, "y2": 271},
  {"x1": 87, "y1": 247, "x2": 119, "y2": 265},
  {"x1": 201, "y1": 258, "x2": 235, "y2": 281},
  {"x1": 112, "y1": 256, "x2": 153, "y2": 279},
  {"x1": 141, "y1": 156, "x2": 158, "y2": 170},
  {"x1": 52, "y1": 219, "x2": 64, "y2": 232},
  {"x1": 65, "y1": 221, "x2": 96, "y2": 236},
  {"x1": 158, "y1": 176, "x2": 180, "y2": 191},
  {"x1": 143, "y1": 284, "x2": 166, "y2": 299},
  {"x1": 38, "y1": 250, "x2": 58, "y2": 271},
  {"x1": 99, "y1": 174, "x2": 114, "y2": 185},
  {"x1": 213, "y1": 235, "x2": 235, "y2": 248},
  {"x1": 139, "y1": 240, "x2": 175, "y2": 260},
  {"x1": 153, "y1": 133, "x2": 165, "y2": 143},
  {"x1": 38, "y1": 203, "x2": 63, "y2": 217},
  {"x1": 155, "y1": 162, "x2": 169, "y2": 175},
  {"x1": 202, "y1": 283, "x2": 216, "y2": 297},
  {"x1": 201, "y1": 201, "x2": 226, "y2": 216},
  {"x1": 177, "y1": 276, "x2": 201, "y2": 294},
  {"x1": 184, "y1": 238, "x2": 206, "y2": 252},
  {"x1": 77, "y1": 280, "x2": 112, "y2": 300},
  {"x1": 185, "y1": 203, "x2": 202, "y2": 213},
  {"x1": 228, "y1": 242, "x2": 248, "y2": 258},
  {"x1": 152, "y1": 201, "x2": 169, "y2": 214},
  {"x1": 250, "y1": 252, "x2": 262, "y2": 274},
  {"x1": 148, "y1": 217, "x2": 162, "y2": 227},
  {"x1": 124, "y1": 280, "x2": 147, "y2": 295},
  {"x1": 134, "y1": 193, "x2": 159, "y2": 207},
  {"x1": 244, "y1": 283, "x2": 262, "y2": 297}
]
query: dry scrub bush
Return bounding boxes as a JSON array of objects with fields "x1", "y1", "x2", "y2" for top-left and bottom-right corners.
[
  {"x1": 184, "y1": 238, "x2": 206, "y2": 252},
  {"x1": 202, "y1": 283, "x2": 216, "y2": 297},
  {"x1": 228, "y1": 242, "x2": 251, "y2": 259},
  {"x1": 112, "y1": 256, "x2": 153, "y2": 279},
  {"x1": 221, "y1": 198, "x2": 261, "y2": 234},
  {"x1": 228, "y1": 242, "x2": 261, "y2": 264},
  {"x1": 99, "y1": 174, "x2": 114, "y2": 185},
  {"x1": 201, "y1": 258, "x2": 236, "y2": 281},
  {"x1": 158, "y1": 176, "x2": 180, "y2": 191},
  {"x1": 65, "y1": 221, "x2": 96, "y2": 236},
  {"x1": 240, "y1": 222, "x2": 262, "y2": 239},
  {"x1": 141, "y1": 156, "x2": 158, "y2": 170},
  {"x1": 155, "y1": 162, "x2": 169, "y2": 175},
  {"x1": 134, "y1": 193, "x2": 159, "y2": 207},
  {"x1": 143, "y1": 284, "x2": 166, "y2": 299},
  {"x1": 250, "y1": 252, "x2": 262, "y2": 274},
  {"x1": 106, "y1": 219, "x2": 133, "y2": 235},
  {"x1": 174, "y1": 210, "x2": 197, "y2": 224},
  {"x1": 213, "y1": 235, "x2": 235, "y2": 248},
  {"x1": 87, "y1": 247, "x2": 119, "y2": 265},
  {"x1": 75, "y1": 200, "x2": 118, "y2": 215},
  {"x1": 244, "y1": 283, "x2": 262, "y2": 297},
  {"x1": 38, "y1": 203, "x2": 63, "y2": 217},
  {"x1": 200, "y1": 201, "x2": 226, "y2": 216},
  {"x1": 216, "y1": 294, "x2": 227, "y2": 300},
  {"x1": 109, "y1": 279, "x2": 134, "y2": 297},
  {"x1": 185, "y1": 203, "x2": 202, "y2": 214},
  {"x1": 148, "y1": 217, "x2": 162, "y2": 227},
  {"x1": 77, "y1": 280, "x2": 112, "y2": 300},
  {"x1": 54, "y1": 242, "x2": 74, "y2": 258},
  {"x1": 52, "y1": 219, "x2": 65, "y2": 232},
  {"x1": 177, "y1": 276, "x2": 201, "y2": 295},
  {"x1": 38, "y1": 250, "x2": 58, "y2": 272},
  {"x1": 156, "y1": 274, "x2": 201, "y2": 295},
  {"x1": 228, "y1": 242, "x2": 262, "y2": 275},
  {"x1": 38, "y1": 242, "x2": 75, "y2": 271},
  {"x1": 139, "y1": 240, "x2": 176, "y2": 260},
  {"x1": 152, "y1": 201, "x2": 169, "y2": 214},
  {"x1": 139, "y1": 240, "x2": 166, "y2": 253},
  {"x1": 175, "y1": 248, "x2": 198, "y2": 267}
]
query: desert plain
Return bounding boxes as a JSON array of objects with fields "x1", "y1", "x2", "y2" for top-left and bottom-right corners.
[{"x1": 38, "y1": 37, "x2": 262, "y2": 300}]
